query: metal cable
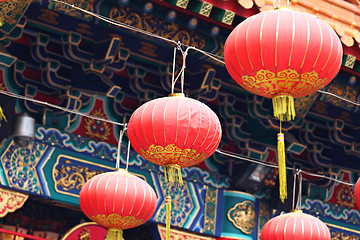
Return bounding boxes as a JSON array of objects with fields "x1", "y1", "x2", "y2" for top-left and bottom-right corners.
[
  {"x1": 215, "y1": 149, "x2": 355, "y2": 187},
  {"x1": 0, "y1": 89, "x2": 126, "y2": 126}
]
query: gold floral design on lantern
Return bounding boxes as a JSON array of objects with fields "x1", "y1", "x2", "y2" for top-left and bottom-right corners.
[
  {"x1": 90, "y1": 214, "x2": 144, "y2": 229},
  {"x1": 241, "y1": 69, "x2": 328, "y2": 99},
  {"x1": 139, "y1": 144, "x2": 207, "y2": 168}
]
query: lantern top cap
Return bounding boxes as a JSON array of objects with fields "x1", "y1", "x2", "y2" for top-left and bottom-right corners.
[
  {"x1": 115, "y1": 168, "x2": 128, "y2": 173},
  {"x1": 169, "y1": 93, "x2": 185, "y2": 97},
  {"x1": 290, "y1": 209, "x2": 303, "y2": 213}
]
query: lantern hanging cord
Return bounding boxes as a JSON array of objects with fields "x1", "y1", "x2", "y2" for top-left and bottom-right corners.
[
  {"x1": 296, "y1": 171, "x2": 303, "y2": 210},
  {"x1": 215, "y1": 149, "x2": 355, "y2": 187},
  {"x1": 171, "y1": 47, "x2": 177, "y2": 94},
  {"x1": 273, "y1": 0, "x2": 290, "y2": 9},
  {"x1": 116, "y1": 128, "x2": 125, "y2": 169},
  {"x1": 292, "y1": 169, "x2": 302, "y2": 210},
  {"x1": 125, "y1": 138, "x2": 131, "y2": 171}
]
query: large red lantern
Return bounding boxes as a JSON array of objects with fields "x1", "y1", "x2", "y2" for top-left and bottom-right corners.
[
  {"x1": 261, "y1": 210, "x2": 331, "y2": 240},
  {"x1": 127, "y1": 93, "x2": 222, "y2": 184},
  {"x1": 224, "y1": 9, "x2": 343, "y2": 202},
  {"x1": 127, "y1": 93, "x2": 221, "y2": 240},
  {"x1": 79, "y1": 169, "x2": 158, "y2": 240}
]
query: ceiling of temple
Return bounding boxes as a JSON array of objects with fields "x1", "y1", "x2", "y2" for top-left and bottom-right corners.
[{"x1": 1, "y1": 0, "x2": 360, "y2": 196}]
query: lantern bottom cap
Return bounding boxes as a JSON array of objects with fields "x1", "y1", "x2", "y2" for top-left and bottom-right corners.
[
  {"x1": 272, "y1": 95, "x2": 295, "y2": 121},
  {"x1": 105, "y1": 228, "x2": 123, "y2": 240},
  {"x1": 164, "y1": 164, "x2": 183, "y2": 186}
]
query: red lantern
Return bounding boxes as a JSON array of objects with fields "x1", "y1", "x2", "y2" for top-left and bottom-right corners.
[
  {"x1": 224, "y1": 9, "x2": 342, "y2": 119},
  {"x1": 261, "y1": 210, "x2": 331, "y2": 240},
  {"x1": 224, "y1": 9, "x2": 342, "y2": 202},
  {"x1": 127, "y1": 93, "x2": 221, "y2": 240},
  {"x1": 127, "y1": 93, "x2": 222, "y2": 184},
  {"x1": 79, "y1": 169, "x2": 158, "y2": 240}
]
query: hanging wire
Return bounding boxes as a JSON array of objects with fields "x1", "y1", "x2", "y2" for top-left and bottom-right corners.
[
  {"x1": 296, "y1": 171, "x2": 303, "y2": 210},
  {"x1": 215, "y1": 149, "x2": 355, "y2": 187},
  {"x1": 171, "y1": 47, "x2": 177, "y2": 94},
  {"x1": 115, "y1": 129, "x2": 125, "y2": 169},
  {"x1": 291, "y1": 169, "x2": 302, "y2": 210},
  {"x1": 125, "y1": 138, "x2": 131, "y2": 171},
  {"x1": 292, "y1": 170, "x2": 298, "y2": 210},
  {"x1": 180, "y1": 47, "x2": 195, "y2": 93},
  {"x1": 317, "y1": 90, "x2": 360, "y2": 106},
  {"x1": 0, "y1": 89, "x2": 126, "y2": 126},
  {"x1": 273, "y1": 0, "x2": 281, "y2": 9}
]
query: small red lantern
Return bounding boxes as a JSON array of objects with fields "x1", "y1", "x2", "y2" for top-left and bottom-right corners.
[
  {"x1": 127, "y1": 93, "x2": 221, "y2": 240},
  {"x1": 127, "y1": 93, "x2": 222, "y2": 184},
  {"x1": 79, "y1": 169, "x2": 158, "y2": 240},
  {"x1": 261, "y1": 210, "x2": 331, "y2": 240},
  {"x1": 224, "y1": 9, "x2": 342, "y2": 202}
]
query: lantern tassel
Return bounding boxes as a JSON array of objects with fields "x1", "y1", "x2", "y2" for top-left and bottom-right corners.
[
  {"x1": 105, "y1": 228, "x2": 123, "y2": 240},
  {"x1": 166, "y1": 196, "x2": 171, "y2": 240},
  {"x1": 0, "y1": 106, "x2": 7, "y2": 126},
  {"x1": 277, "y1": 133, "x2": 287, "y2": 203},
  {"x1": 272, "y1": 95, "x2": 295, "y2": 121},
  {"x1": 164, "y1": 164, "x2": 183, "y2": 186}
]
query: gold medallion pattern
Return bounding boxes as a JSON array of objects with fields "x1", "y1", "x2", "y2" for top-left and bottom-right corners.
[
  {"x1": 139, "y1": 144, "x2": 207, "y2": 168},
  {"x1": 84, "y1": 108, "x2": 111, "y2": 141},
  {"x1": 227, "y1": 200, "x2": 256, "y2": 234},
  {"x1": 90, "y1": 214, "x2": 144, "y2": 229},
  {"x1": 241, "y1": 69, "x2": 329, "y2": 98}
]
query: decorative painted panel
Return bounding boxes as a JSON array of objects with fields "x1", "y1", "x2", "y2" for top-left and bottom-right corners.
[
  {"x1": 0, "y1": 140, "x2": 51, "y2": 195},
  {"x1": 221, "y1": 191, "x2": 258, "y2": 240},
  {"x1": 203, "y1": 186, "x2": 218, "y2": 235}
]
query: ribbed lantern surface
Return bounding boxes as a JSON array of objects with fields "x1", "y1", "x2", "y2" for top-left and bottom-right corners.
[
  {"x1": 261, "y1": 211, "x2": 331, "y2": 240},
  {"x1": 79, "y1": 170, "x2": 157, "y2": 239},
  {"x1": 224, "y1": 9, "x2": 342, "y2": 122},
  {"x1": 127, "y1": 94, "x2": 222, "y2": 177},
  {"x1": 225, "y1": 9, "x2": 342, "y2": 99}
]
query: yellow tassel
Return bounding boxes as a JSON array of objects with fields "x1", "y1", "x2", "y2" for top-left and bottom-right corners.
[
  {"x1": 277, "y1": 133, "x2": 287, "y2": 203},
  {"x1": 164, "y1": 167, "x2": 168, "y2": 182},
  {"x1": 0, "y1": 107, "x2": 7, "y2": 126},
  {"x1": 164, "y1": 164, "x2": 183, "y2": 186},
  {"x1": 105, "y1": 228, "x2": 123, "y2": 240},
  {"x1": 272, "y1": 95, "x2": 295, "y2": 121},
  {"x1": 166, "y1": 196, "x2": 171, "y2": 240}
]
